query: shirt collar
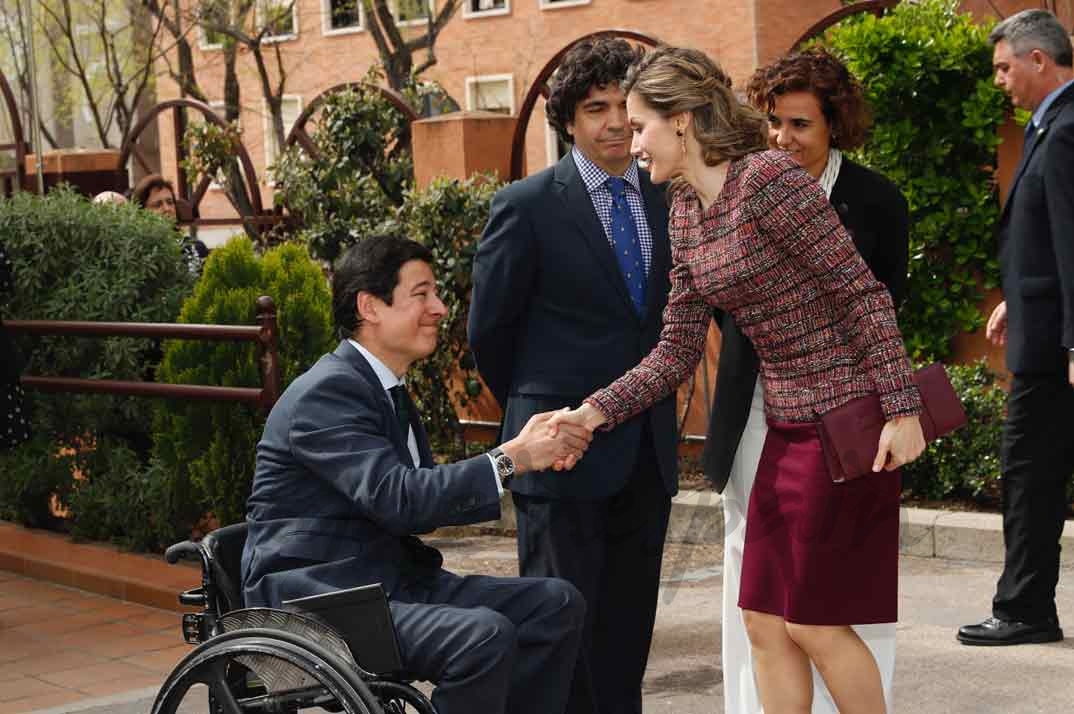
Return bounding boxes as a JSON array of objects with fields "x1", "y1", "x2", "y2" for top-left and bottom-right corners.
[
  {"x1": 1032, "y1": 78, "x2": 1074, "y2": 128},
  {"x1": 572, "y1": 146, "x2": 642, "y2": 197},
  {"x1": 348, "y1": 338, "x2": 403, "y2": 392}
]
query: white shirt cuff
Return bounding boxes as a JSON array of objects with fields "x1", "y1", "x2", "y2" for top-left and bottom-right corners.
[{"x1": 486, "y1": 453, "x2": 504, "y2": 496}]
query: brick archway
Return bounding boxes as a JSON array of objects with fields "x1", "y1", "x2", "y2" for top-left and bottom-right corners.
[{"x1": 789, "y1": 0, "x2": 901, "y2": 51}]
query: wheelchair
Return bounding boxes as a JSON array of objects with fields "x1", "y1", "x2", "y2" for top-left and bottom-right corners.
[{"x1": 152, "y1": 522, "x2": 437, "y2": 714}]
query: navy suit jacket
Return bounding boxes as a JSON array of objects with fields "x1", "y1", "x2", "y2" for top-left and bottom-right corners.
[
  {"x1": 241, "y1": 340, "x2": 501, "y2": 607},
  {"x1": 468, "y1": 153, "x2": 677, "y2": 501},
  {"x1": 999, "y1": 82, "x2": 1074, "y2": 376}
]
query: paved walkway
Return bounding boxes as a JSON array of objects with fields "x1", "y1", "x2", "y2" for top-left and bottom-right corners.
[
  {"x1": 2, "y1": 538, "x2": 1073, "y2": 713},
  {"x1": 0, "y1": 571, "x2": 186, "y2": 713}
]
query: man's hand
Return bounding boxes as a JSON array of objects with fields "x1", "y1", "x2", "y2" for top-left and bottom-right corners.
[
  {"x1": 986, "y1": 301, "x2": 1007, "y2": 346},
  {"x1": 873, "y1": 414, "x2": 926, "y2": 472},
  {"x1": 546, "y1": 404, "x2": 607, "y2": 470},
  {"x1": 500, "y1": 410, "x2": 593, "y2": 475}
]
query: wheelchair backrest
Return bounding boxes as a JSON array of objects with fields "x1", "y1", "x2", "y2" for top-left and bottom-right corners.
[{"x1": 201, "y1": 521, "x2": 248, "y2": 614}]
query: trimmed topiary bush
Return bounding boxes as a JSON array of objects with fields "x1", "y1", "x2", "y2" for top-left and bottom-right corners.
[{"x1": 152, "y1": 238, "x2": 335, "y2": 531}]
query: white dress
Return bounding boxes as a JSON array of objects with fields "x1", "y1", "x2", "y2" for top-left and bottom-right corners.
[{"x1": 720, "y1": 150, "x2": 897, "y2": 714}]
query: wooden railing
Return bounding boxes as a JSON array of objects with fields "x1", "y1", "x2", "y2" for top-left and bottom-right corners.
[{"x1": 5, "y1": 295, "x2": 282, "y2": 412}]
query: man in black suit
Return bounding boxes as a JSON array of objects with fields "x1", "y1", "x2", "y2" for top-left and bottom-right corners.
[
  {"x1": 468, "y1": 38, "x2": 676, "y2": 714},
  {"x1": 241, "y1": 234, "x2": 592, "y2": 714},
  {"x1": 959, "y1": 9, "x2": 1074, "y2": 646}
]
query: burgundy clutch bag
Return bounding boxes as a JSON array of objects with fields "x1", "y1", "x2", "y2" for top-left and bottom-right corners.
[{"x1": 816, "y1": 363, "x2": 968, "y2": 483}]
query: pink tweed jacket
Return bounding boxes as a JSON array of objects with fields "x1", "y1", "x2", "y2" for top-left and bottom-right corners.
[{"x1": 587, "y1": 150, "x2": 922, "y2": 427}]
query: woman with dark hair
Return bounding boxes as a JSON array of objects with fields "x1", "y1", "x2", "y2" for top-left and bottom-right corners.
[
  {"x1": 0, "y1": 241, "x2": 31, "y2": 451},
  {"x1": 553, "y1": 45, "x2": 923, "y2": 714},
  {"x1": 703, "y1": 47, "x2": 911, "y2": 714},
  {"x1": 130, "y1": 173, "x2": 208, "y2": 272}
]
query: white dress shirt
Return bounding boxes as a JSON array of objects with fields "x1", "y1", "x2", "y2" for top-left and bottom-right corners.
[{"x1": 348, "y1": 339, "x2": 502, "y2": 495}]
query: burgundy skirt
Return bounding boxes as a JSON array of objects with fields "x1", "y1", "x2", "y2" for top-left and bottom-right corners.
[{"x1": 737, "y1": 419, "x2": 901, "y2": 625}]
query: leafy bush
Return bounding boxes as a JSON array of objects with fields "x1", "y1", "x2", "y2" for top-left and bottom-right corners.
[
  {"x1": 825, "y1": 0, "x2": 1007, "y2": 360},
  {"x1": 902, "y1": 361, "x2": 1006, "y2": 501},
  {"x1": 272, "y1": 68, "x2": 415, "y2": 263},
  {"x1": 0, "y1": 187, "x2": 194, "y2": 528},
  {"x1": 400, "y1": 175, "x2": 502, "y2": 457},
  {"x1": 152, "y1": 239, "x2": 335, "y2": 530}
]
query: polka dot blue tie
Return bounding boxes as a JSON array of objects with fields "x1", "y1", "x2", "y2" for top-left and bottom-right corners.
[{"x1": 606, "y1": 176, "x2": 647, "y2": 317}]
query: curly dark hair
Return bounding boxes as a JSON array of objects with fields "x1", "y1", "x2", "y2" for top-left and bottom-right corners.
[
  {"x1": 546, "y1": 37, "x2": 642, "y2": 146},
  {"x1": 745, "y1": 48, "x2": 870, "y2": 151}
]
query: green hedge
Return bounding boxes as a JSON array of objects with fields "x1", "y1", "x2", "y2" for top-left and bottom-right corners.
[
  {"x1": 0, "y1": 188, "x2": 194, "y2": 532},
  {"x1": 152, "y1": 239, "x2": 335, "y2": 532},
  {"x1": 902, "y1": 361, "x2": 1005, "y2": 501},
  {"x1": 825, "y1": 0, "x2": 1007, "y2": 361}
]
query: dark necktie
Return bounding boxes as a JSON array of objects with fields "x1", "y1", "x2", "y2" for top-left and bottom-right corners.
[
  {"x1": 388, "y1": 384, "x2": 414, "y2": 445},
  {"x1": 1024, "y1": 119, "x2": 1037, "y2": 154},
  {"x1": 606, "y1": 176, "x2": 647, "y2": 316}
]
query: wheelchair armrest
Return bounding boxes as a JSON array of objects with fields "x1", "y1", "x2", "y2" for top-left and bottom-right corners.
[
  {"x1": 165, "y1": 540, "x2": 200, "y2": 564},
  {"x1": 179, "y1": 587, "x2": 207, "y2": 608}
]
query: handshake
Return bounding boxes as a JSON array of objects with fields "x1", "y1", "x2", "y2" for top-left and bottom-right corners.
[{"x1": 496, "y1": 403, "x2": 609, "y2": 476}]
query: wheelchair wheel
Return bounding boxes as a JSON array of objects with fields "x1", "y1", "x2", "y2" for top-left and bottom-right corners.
[
  {"x1": 151, "y1": 628, "x2": 383, "y2": 714},
  {"x1": 366, "y1": 679, "x2": 437, "y2": 714}
]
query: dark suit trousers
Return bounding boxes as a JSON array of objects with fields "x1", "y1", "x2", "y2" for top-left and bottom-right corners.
[
  {"x1": 993, "y1": 374, "x2": 1074, "y2": 623},
  {"x1": 390, "y1": 570, "x2": 585, "y2": 714},
  {"x1": 512, "y1": 436, "x2": 671, "y2": 714}
]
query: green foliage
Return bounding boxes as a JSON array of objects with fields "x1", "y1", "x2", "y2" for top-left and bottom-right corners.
[
  {"x1": 902, "y1": 361, "x2": 1006, "y2": 500},
  {"x1": 273, "y1": 67, "x2": 415, "y2": 263},
  {"x1": 152, "y1": 239, "x2": 335, "y2": 529},
  {"x1": 825, "y1": 0, "x2": 1007, "y2": 361},
  {"x1": 400, "y1": 175, "x2": 502, "y2": 457},
  {"x1": 0, "y1": 187, "x2": 194, "y2": 528}
]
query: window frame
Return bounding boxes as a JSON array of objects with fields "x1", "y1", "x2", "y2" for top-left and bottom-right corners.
[
  {"x1": 322, "y1": 0, "x2": 365, "y2": 36},
  {"x1": 263, "y1": 94, "x2": 304, "y2": 184},
  {"x1": 462, "y1": 0, "x2": 510, "y2": 19},
  {"x1": 539, "y1": 0, "x2": 591, "y2": 10},
  {"x1": 257, "y1": 0, "x2": 300, "y2": 43},
  {"x1": 465, "y1": 73, "x2": 516, "y2": 115}
]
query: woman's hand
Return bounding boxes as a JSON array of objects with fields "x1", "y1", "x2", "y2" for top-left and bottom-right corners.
[
  {"x1": 546, "y1": 403, "x2": 607, "y2": 471},
  {"x1": 873, "y1": 414, "x2": 926, "y2": 472}
]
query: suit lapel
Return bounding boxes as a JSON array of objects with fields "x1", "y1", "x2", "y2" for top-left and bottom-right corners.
[
  {"x1": 1004, "y1": 84, "x2": 1074, "y2": 219},
  {"x1": 640, "y1": 171, "x2": 669, "y2": 327},
  {"x1": 553, "y1": 154, "x2": 637, "y2": 318},
  {"x1": 332, "y1": 340, "x2": 414, "y2": 465}
]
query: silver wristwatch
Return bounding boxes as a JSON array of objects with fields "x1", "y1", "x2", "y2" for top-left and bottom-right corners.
[{"x1": 488, "y1": 447, "x2": 516, "y2": 487}]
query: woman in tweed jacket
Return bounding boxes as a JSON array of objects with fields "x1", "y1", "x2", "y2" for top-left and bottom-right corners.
[{"x1": 555, "y1": 47, "x2": 925, "y2": 714}]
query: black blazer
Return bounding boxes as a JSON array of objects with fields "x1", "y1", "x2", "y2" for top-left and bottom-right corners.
[
  {"x1": 998, "y1": 82, "x2": 1074, "y2": 376},
  {"x1": 702, "y1": 157, "x2": 910, "y2": 492},
  {"x1": 468, "y1": 153, "x2": 678, "y2": 500},
  {"x1": 241, "y1": 341, "x2": 502, "y2": 607}
]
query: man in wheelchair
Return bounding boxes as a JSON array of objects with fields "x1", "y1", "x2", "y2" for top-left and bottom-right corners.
[{"x1": 242, "y1": 234, "x2": 590, "y2": 714}]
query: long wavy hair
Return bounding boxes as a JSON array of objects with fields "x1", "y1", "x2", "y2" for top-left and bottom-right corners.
[{"x1": 623, "y1": 46, "x2": 767, "y2": 177}]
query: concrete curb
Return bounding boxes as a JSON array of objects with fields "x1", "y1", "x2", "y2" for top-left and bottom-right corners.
[
  {"x1": 461, "y1": 490, "x2": 1074, "y2": 566},
  {"x1": 3, "y1": 492, "x2": 1072, "y2": 613}
]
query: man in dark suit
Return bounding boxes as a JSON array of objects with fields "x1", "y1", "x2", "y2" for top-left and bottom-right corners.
[
  {"x1": 959, "y1": 9, "x2": 1074, "y2": 646},
  {"x1": 241, "y1": 234, "x2": 592, "y2": 714},
  {"x1": 468, "y1": 38, "x2": 676, "y2": 714}
]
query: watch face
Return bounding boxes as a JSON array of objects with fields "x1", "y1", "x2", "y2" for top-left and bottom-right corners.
[{"x1": 495, "y1": 454, "x2": 515, "y2": 477}]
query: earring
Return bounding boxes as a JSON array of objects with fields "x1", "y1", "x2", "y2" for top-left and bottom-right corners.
[{"x1": 678, "y1": 129, "x2": 687, "y2": 157}]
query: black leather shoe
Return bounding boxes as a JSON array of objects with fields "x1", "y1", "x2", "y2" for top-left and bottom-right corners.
[{"x1": 957, "y1": 616, "x2": 1063, "y2": 646}]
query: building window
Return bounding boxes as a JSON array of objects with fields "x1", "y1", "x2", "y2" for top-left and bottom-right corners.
[
  {"x1": 259, "y1": 0, "x2": 298, "y2": 41},
  {"x1": 393, "y1": 0, "x2": 433, "y2": 25},
  {"x1": 198, "y1": 0, "x2": 229, "y2": 49},
  {"x1": 463, "y1": 0, "x2": 509, "y2": 18},
  {"x1": 539, "y1": 0, "x2": 590, "y2": 9},
  {"x1": 264, "y1": 96, "x2": 303, "y2": 176},
  {"x1": 465, "y1": 74, "x2": 515, "y2": 115},
  {"x1": 323, "y1": 0, "x2": 363, "y2": 34}
]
